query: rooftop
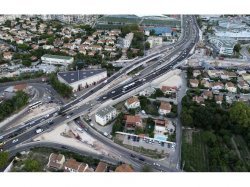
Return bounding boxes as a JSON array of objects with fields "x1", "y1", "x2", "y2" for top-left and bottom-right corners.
[
  {"x1": 58, "y1": 69, "x2": 106, "y2": 84},
  {"x1": 95, "y1": 162, "x2": 107, "y2": 172},
  {"x1": 96, "y1": 105, "x2": 116, "y2": 118},
  {"x1": 115, "y1": 164, "x2": 134, "y2": 172}
]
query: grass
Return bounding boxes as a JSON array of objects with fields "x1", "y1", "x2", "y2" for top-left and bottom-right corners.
[
  {"x1": 233, "y1": 135, "x2": 250, "y2": 169},
  {"x1": 181, "y1": 129, "x2": 209, "y2": 172}
]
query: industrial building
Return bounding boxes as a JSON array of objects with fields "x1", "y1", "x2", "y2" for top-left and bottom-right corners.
[
  {"x1": 57, "y1": 69, "x2": 107, "y2": 92},
  {"x1": 95, "y1": 106, "x2": 117, "y2": 126},
  {"x1": 208, "y1": 36, "x2": 236, "y2": 56},
  {"x1": 41, "y1": 54, "x2": 74, "y2": 66}
]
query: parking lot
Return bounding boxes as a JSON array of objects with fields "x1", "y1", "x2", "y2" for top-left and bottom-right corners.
[{"x1": 121, "y1": 134, "x2": 176, "y2": 154}]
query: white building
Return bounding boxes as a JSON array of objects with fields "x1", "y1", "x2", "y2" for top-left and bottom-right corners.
[
  {"x1": 118, "y1": 32, "x2": 134, "y2": 49},
  {"x1": 124, "y1": 96, "x2": 140, "y2": 109},
  {"x1": 95, "y1": 106, "x2": 117, "y2": 126},
  {"x1": 209, "y1": 37, "x2": 236, "y2": 56},
  {"x1": 57, "y1": 69, "x2": 107, "y2": 92},
  {"x1": 41, "y1": 54, "x2": 74, "y2": 66},
  {"x1": 147, "y1": 36, "x2": 162, "y2": 48}
]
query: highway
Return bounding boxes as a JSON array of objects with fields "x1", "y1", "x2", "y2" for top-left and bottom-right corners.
[{"x1": 0, "y1": 15, "x2": 200, "y2": 172}]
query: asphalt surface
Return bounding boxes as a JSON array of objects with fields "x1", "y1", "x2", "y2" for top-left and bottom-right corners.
[{"x1": 0, "y1": 15, "x2": 200, "y2": 172}]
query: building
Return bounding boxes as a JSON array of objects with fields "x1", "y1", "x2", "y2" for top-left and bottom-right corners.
[
  {"x1": 212, "y1": 82, "x2": 224, "y2": 90},
  {"x1": 158, "y1": 102, "x2": 172, "y2": 115},
  {"x1": 64, "y1": 158, "x2": 89, "y2": 172},
  {"x1": 3, "y1": 51, "x2": 13, "y2": 60},
  {"x1": 215, "y1": 95, "x2": 223, "y2": 104},
  {"x1": 115, "y1": 164, "x2": 134, "y2": 172},
  {"x1": 41, "y1": 54, "x2": 74, "y2": 66},
  {"x1": 146, "y1": 36, "x2": 162, "y2": 48},
  {"x1": 47, "y1": 153, "x2": 65, "y2": 170},
  {"x1": 125, "y1": 115, "x2": 143, "y2": 131},
  {"x1": 242, "y1": 73, "x2": 250, "y2": 81},
  {"x1": 118, "y1": 32, "x2": 134, "y2": 49},
  {"x1": 193, "y1": 70, "x2": 201, "y2": 77},
  {"x1": 154, "y1": 119, "x2": 171, "y2": 136},
  {"x1": 193, "y1": 96, "x2": 205, "y2": 104},
  {"x1": 189, "y1": 79, "x2": 199, "y2": 88},
  {"x1": 57, "y1": 69, "x2": 107, "y2": 92},
  {"x1": 95, "y1": 162, "x2": 107, "y2": 172},
  {"x1": 95, "y1": 106, "x2": 117, "y2": 126},
  {"x1": 238, "y1": 80, "x2": 250, "y2": 90},
  {"x1": 208, "y1": 36, "x2": 236, "y2": 56},
  {"x1": 202, "y1": 90, "x2": 213, "y2": 99},
  {"x1": 139, "y1": 86, "x2": 156, "y2": 96},
  {"x1": 161, "y1": 86, "x2": 178, "y2": 95},
  {"x1": 124, "y1": 96, "x2": 140, "y2": 109},
  {"x1": 225, "y1": 82, "x2": 237, "y2": 93}
]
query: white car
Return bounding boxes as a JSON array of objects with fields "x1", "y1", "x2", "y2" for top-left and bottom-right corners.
[
  {"x1": 111, "y1": 91, "x2": 115, "y2": 94},
  {"x1": 66, "y1": 115, "x2": 71, "y2": 119},
  {"x1": 12, "y1": 139, "x2": 18, "y2": 143},
  {"x1": 153, "y1": 163, "x2": 160, "y2": 167}
]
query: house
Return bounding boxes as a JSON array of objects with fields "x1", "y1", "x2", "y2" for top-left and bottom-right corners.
[
  {"x1": 238, "y1": 80, "x2": 249, "y2": 90},
  {"x1": 215, "y1": 95, "x2": 223, "y2": 104},
  {"x1": 125, "y1": 115, "x2": 143, "y2": 131},
  {"x1": 200, "y1": 79, "x2": 211, "y2": 88},
  {"x1": 212, "y1": 82, "x2": 224, "y2": 90},
  {"x1": 192, "y1": 96, "x2": 205, "y2": 104},
  {"x1": 158, "y1": 102, "x2": 172, "y2": 115},
  {"x1": 242, "y1": 73, "x2": 250, "y2": 82},
  {"x1": 161, "y1": 86, "x2": 178, "y2": 95},
  {"x1": 154, "y1": 119, "x2": 171, "y2": 135},
  {"x1": 139, "y1": 87, "x2": 156, "y2": 96},
  {"x1": 3, "y1": 52, "x2": 13, "y2": 60},
  {"x1": 95, "y1": 106, "x2": 117, "y2": 126},
  {"x1": 207, "y1": 70, "x2": 222, "y2": 78},
  {"x1": 104, "y1": 46, "x2": 116, "y2": 51},
  {"x1": 125, "y1": 96, "x2": 140, "y2": 109},
  {"x1": 193, "y1": 70, "x2": 201, "y2": 77},
  {"x1": 189, "y1": 79, "x2": 199, "y2": 88},
  {"x1": 95, "y1": 162, "x2": 107, "y2": 172},
  {"x1": 47, "y1": 153, "x2": 65, "y2": 170},
  {"x1": 64, "y1": 158, "x2": 89, "y2": 172},
  {"x1": 115, "y1": 164, "x2": 134, "y2": 172},
  {"x1": 225, "y1": 82, "x2": 237, "y2": 93},
  {"x1": 220, "y1": 71, "x2": 237, "y2": 80},
  {"x1": 202, "y1": 90, "x2": 213, "y2": 99}
]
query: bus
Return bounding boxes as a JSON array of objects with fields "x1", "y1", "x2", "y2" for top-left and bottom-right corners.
[
  {"x1": 123, "y1": 82, "x2": 135, "y2": 90},
  {"x1": 29, "y1": 101, "x2": 42, "y2": 110}
]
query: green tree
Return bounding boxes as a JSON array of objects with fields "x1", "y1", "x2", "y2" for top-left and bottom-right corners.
[
  {"x1": 229, "y1": 102, "x2": 250, "y2": 128},
  {"x1": 233, "y1": 43, "x2": 241, "y2": 53},
  {"x1": 22, "y1": 60, "x2": 32, "y2": 67},
  {"x1": 0, "y1": 152, "x2": 9, "y2": 169},
  {"x1": 145, "y1": 41, "x2": 150, "y2": 50},
  {"x1": 23, "y1": 159, "x2": 42, "y2": 172},
  {"x1": 141, "y1": 165, "x2": 152, "y2": 172}
]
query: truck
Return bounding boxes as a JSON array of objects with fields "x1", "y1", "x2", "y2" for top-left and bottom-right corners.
[{"x1": 36, "y1": 128, "x2": 43, "y2": 134}]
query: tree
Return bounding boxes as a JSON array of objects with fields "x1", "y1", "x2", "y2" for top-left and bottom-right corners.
[
  {"x1": 229, "y1": 102, "x2": 250, "y2": 128},
  {"x1": 0, "y1": 152, "x2": 9, "y2": 169},
  {"x1": 22, "y1": 60, "x2": 32, "y2": 67},
  {"x1": 233, "y1": 43, "x2": 241, "y2": 53},
  {"x1": 23, "y1": 159, "x2": 42, "y2": 172},
  {"x1": 145, "y1": 42, "x2": 150, "y2": 50},
  {"x1": 141, "y1": 165, "x2": 152, "y2": 172}
]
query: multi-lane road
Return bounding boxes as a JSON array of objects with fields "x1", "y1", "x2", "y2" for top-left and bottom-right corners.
[{"x1": 0, "y1": 15, "x2": 200, "y2": 172}]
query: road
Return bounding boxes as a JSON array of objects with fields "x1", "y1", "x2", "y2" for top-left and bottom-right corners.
[{"x1": 0, "y1": 15, "x2": 200, "y2": 172}]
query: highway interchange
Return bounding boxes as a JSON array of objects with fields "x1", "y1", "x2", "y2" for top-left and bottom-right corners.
[{"x1": 0, "y1": 15, "x2": 200, "y2": 172}]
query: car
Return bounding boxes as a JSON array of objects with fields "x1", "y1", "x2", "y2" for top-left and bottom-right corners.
[
  {"x1": 136, "y1": 137, "x2": 140, "y2": 142},
  {"x1": 128, "y1": 135, "x2": 131, "y2": 140},
  {"x1": 0, "y1": 136, "x2": 3, "y2": 140},
  {"x1": 111, "y1": 91, "x2": 115, "y2": 94},
  {"x1": 139, "y1": 157, "x2": 145, "y2": 162},
  {"x1": 103, "y1": 96, "x2": 107, "y2": 99},
  {"x1": 153, "y1": 163, "x2": 160, "y2": 167},
  {"x1": 66, "y1": 115, "x2": 71, "y2": 119},
  {"x1": 133, "y1": 136, "x2": 136, "y2": 141},
  {"x1": 12, "y1": 139, "x2": 18, "y2": 143},
  {"x1": 130, "y1": 154, "x2": 136, "y2": 158},
  {"x1": 161, "y1": 142, "x2": 165, "y2": 147}
]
